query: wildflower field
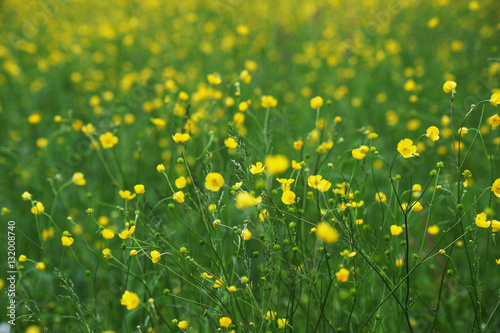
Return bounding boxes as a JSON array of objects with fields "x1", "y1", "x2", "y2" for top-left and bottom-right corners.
[{"x1": 1, "y1": 0, "x2": 500, "y2": 332}]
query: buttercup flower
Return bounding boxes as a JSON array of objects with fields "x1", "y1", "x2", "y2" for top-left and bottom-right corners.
[
  {"x1": 224, "y1": 137, "x2": 238, "y2": 148},
  {"x1": 426, "y1": 126, "x2": 440, "y2": 141},
  {"x1": 277, "y1": 318, "x2": 289, "y2": 329},
  {"x1": 390, "y1": 225, "x2": 403, "y2": 236},
  {"x1": 205, "y1": 172, "x2": 224, "y2": 191},
  {"x1": 310, "y1": 96, "x2": 324, "y2": 109},
  {"x1": 241, "y1": 228, "x2": 252, "y2": 241},
  {"x1": 293, "y1": 140, "x2": 304, "y2": 150},
  {"x1": 397, "y1": 139, "x2": 417, "y2": 158},
  {"x1": 261, "y1": 95, "x2": 277, "y2": 107},
  {"x1": 443, "y1": 81, "x2": 457, "y2": 93},
  {"x1": 264, "y1": 155, "x2": 289, "y2": 175},
  {"x1": 475, "y1": 213, "x2": 491, "y2": 228},
  {"x1": 175, "y1": 177, "x2": 187, "y2": 188},
  {"x1": 427, "y1": 225, "x2": 440, "y2": 235},
  {"x1": 134, "y1": 184, "x2": 145, "y2": 194},
  {"x1": 151, "y1": 250, "x2": 161, "y2": 263},
  {"x1": 72, "y1": 172, "x2": 86, "y2": 186},
  {"x1": 490, "y1": 93, "x2": 500, "y2": 107},
  {"x1": 157, "y1": 164, "x2": 165, "y2": 172},
  {"x1": 121, "y1": 290, "x2": 140, "y2": 310},
  {"x1": 178, "y1": 321, "x2": 188, "y2": 329},
  {"x1": 488, "y1": 114, "x2": 500, "y2": 127},
  {"x1": 352, "y1": 148, "x2": 366, "y2": 160},
  {"x1": 335, "y1": 268, "x2": 350, "y2": 282},
  {"x1": 236, "y1": 192, "x2": 255, "y2": 209},
  {"x1": 492, "y1": 179, "x2": 500, "y2": 198},
  {"x1": 119, "y1": 190, "x2": 136, "y2": 200},
  {"x1": 102, "y1": 229, "x2": 115, "y2": 239},
  {"x1": 119, "y1": 226, "x2": 136, "y2": 239},
  {"x1": 281, "y1": 191, "x2": 296, "y2": 205},
  {"x1": 102, "y1": 248, "x2": 112, "y2": 259},
  {"x1": 61, "y1": 236, "x2": 74, "y2": 247},
  {"x1": 220, "y1": 317, "x2": 232, "y2": 328},
  {"x1": 173, "y1": 191, "x2": 185, "y2": 203},
  {"x1": 316, "y1": 222, "x2": 339, "y2": 244},
  {"x1": 99, "y1": 132, "x2": 118, "y2": 149},
  {"x1": 19, "y1": 255, "x2": 27, "y2": 262},
  {"x1": 31, "y1": 202, "x2": 44, "y2": 215},
  {"x1": 21, "y1": 191, "x2": 32, "y2": 201},
  {"x1": 277, "y1": 178, "x2": 295, "y2": 191},
  {"x1": 250, "y1": 162, "x2": 265, "y2": 174},
  {"x1": 172, "y1": 132, "x2": 190, "y2": 143},
  {"x1": 207, "y1": 73, "x2": 221, "y2": 85},
  {"x1": 36, "y1": 262, "x2": 45, "y2": 271},
  {"x1": 375, "y1": 192, "x2": 386, "y2": 203}
]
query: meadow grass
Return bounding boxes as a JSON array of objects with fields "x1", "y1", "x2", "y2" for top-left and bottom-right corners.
[{"x1": 1, "y1": 0, "x2": 500, "y2": 332}]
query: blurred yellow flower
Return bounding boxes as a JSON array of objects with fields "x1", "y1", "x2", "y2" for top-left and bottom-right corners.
[
  {"x1": 261, "y1": 95, "x2": 277, "y2": 107},
  {"x1": 236, "y1": 192, "x2": 255, "y2": 210},
  {"x1": 21, "y1": 191, "x2": 32, "y2": 201},
  {"x1": 172, "y1": 133, "x2": 190, "y2": 143},
  {"x1": 175, "y1": 177, "x2": 187, "y2": 188},
  {"x1": 224, "y1": 137, "x2": 238, "y2": 148},
  {"x1": 157, "y1": 164, "x2": 165, "y2": 172},
  {"x1": 119, "y1": 226, "x2": 135, "y2": 239},
  {"x1": 99, "y1": 132, "x2": 118, "y2": 149},
  {"x1": 102, "y1": 229, "x2": 114, "y2": 239},
  {"x1": 178, "y1": 321, "x2": 188, "y2": 329},
  {"x1": 220, "y1": 317, "x2": 232, "y2": 328},
  {"x1": 72, "y1": 172, "x2": 86, "y2": 186},
  {"x1": 426, "y1": 126, "x2": 440, "y2": 141},
  {"x1": 443, "y1": 80, "x2": 457, "y2": 93},
  {"x1": 36, "y1": 262, "x2": 45, "y2": 271},
  {"x1": 134, "y1": 184, "x2": 145, "y2": 194},
  {"x1": 475, "y1": 213, "x2": 491, "y2": 228},
  {"x1": 121, "y1": 290, "x2": 140, "y2": 310},
  {"x1": 119, "y1": 190, "x2": 136, "y2": 200},
  {"x1": 173, "y1": 191, "x2": 185, "y2": 203},
  {"x1": 250, "y1": 162, "x2": 265, "y2": 174},
  {"x1": 310, "y1": 96, "x2": 324, "y2": 109},
  {"x1": 281, "y1": 191, "x2": 296, "y2": 205},
  {"x1": 492, "y1": 178, "x2": 500, "y2": 198},
  {"x1": 490, "y1": 93, "x2": 500, "y2": 107},
  {"x1": 241, "y1": 228, "x2": 252, "y2": 241},
  {"x1": 316, "y1": 222, "x2": 339, "y2": 244},
  {"x1": 151, "y1": 250, "x2": 161, "y2": 263},
  {"x1": 335, "y1": 268, "x2": 350, "y2": 282},
  {"x1": 31, "y1": 202, "x2": 44, "y2": 215},
  {"x1": 488, "y1": 114, "x2": 500, "y2": 127},
  {"x1": 390, "y1": 225, "x2": 403, "y2": 236},
  {"x1": 293, "y1": 140, "x2": 304, "y2": 150},
  {"x1": 102, "y1": 248, "x2": 112, "y2": 259},
  {"x1": 427, "y1": 225, "x2": 440, "y2": 235},
  {"x1": 61, "y1": 236, "x2": 74, "y2": 247}
]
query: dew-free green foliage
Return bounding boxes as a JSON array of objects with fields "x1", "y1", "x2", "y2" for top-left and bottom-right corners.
[{"x1": 1, "y1": 0, "x2": 500, "y2": 332}]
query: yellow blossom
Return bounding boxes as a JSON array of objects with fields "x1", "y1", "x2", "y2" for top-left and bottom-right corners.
[
  {"x1": 220, "y1": 317, "x2": 232, "y2": 328},
  {"x1": 239, "y1": 101, "x2": 248, "y2": 111},
  {"x1": 205, "y1": 172, "x2": 224, "y2": 191},
  {"x1": 119, "y1": 226, "x2": 135, "y2": 239},
  {"x1": 492, "y1": 178, "x2": 500, "y2": 198},
  {"x1": 488, "y1": 114, "x2": 500, "y2": 127},
  {"x1": 277, "y1": 178, "x2": 295, "y2": 191},
  {"x1": 491, "y1": 220, "x2": 500, "y2": 232},
  {"x1": 264, "y1": 155, "x2": 289, "y2": 175},
  {"x1": 134, "y1": 184, "x2": 145, "y2": 194},
  {"x1": 490, "y1": 93, "x2": 500, "y2": 107},
  {"x1": 242, "y1": 228, "x2": 252, "y2": 241},
  {"x1": 61, "y1": 236, "x2": 74, "y2": 247},
  {"x1": 178, "y1": 321, "x2": 188, "y2": 330},
  {"x1": 121, "y1": 290, "x2": 140, "y2": 310},
  {"x1": 310, "y1": 96, "x2": 324, "y2": 109},
  {"x1": 102, "y1": 229, "x2": 115, "y2": 239},
  {"x1": 292, "y1": 160, "x2": 302, "y2": 170},
  {"x1": 352, "y1": 148, "x2": 366, "y2": 160},
  {"x1": 335, "y1": 268, "x2": 350, "y2": 282},
  {"x1": 157, "y1": 164, "x2": 165, "y2": 172},
  {"x1": 235, "y1": 192, "x2": 255, "y2": 210},
  {"x1": 172, "y1": 133, "x2": 190, "y2": 143},
  {"x1": 207, "y1": 73, "x2": 221, "y2": 85},
  {"x1": 36, "y1": 262, "x2": 45, "y2": 271},
  {"x1": 427, "y1": 225, "x2": 440, "y2": 235},
  {"x1": 175, "y1": 177, "x2": 187, "y2": 188},
  {"x1": 293, "y1": 140, "x2": 304, "y2": 150},
  {"x1": 151, "y1": 250, "x2": 161, "y2": 263},
  {"x1": 426, "y1": 126, "x2": 440, "y2": 141},
  {"x1": 72, "y1": 172, "x2": 86, "y2": 186},
  {"x1": 31, "y1": 202, "x2": 44, "y2": 215},
  {"x1": 412, "y1": 201, "x2": 423, "y2": 212},
  {"x1": 316, "y1": 222, "x2": 339, "y2": 244},
  {"x1": 21, "y1": 191, "x2": 32, "y2": 201},
  {"x1": 281, "y1": 191, "x2": 296, "y2": 205},
  {"x1": 173, "y1": 191, "x2": 185, "y2": 203},
  {"x1": 277, "y1": 318, "x2": 289, "y2": 329},
  {"x1": 397, "y1": 138, "x2": 417, "y2": 158},
  {"x1": 443, "y1": 81, "x2": 457, "y2": 93},
  {"x1": 224, "y1": 137, "x2": 238, "y2": 148},
  {"x1": 250, "y1": 162, "x2": 265, "y2": 174},
  {"x1": 475, "y1": 213, "x2": 491, "y2": 228},
  {"x1": 261, "y1": 95, "x2": 277, "y2": 107},
  {"x1": 102, "y1": 248, "x2": 112, "y2": 259},
  {"x1": 390, "y1": 225, "x2": 403, "y2": 236},
  {"x1": 99, "y1": 132, "x2": 118, "y2": 149},
  {"x1": 119, "y1": 190, "x2": 136, "y2": 200}
]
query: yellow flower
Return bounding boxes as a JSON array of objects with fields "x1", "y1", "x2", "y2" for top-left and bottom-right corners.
[
  {"x1": 259, "y1": 209, "x2": 269, "y2": 222},
  {"x1": 209, "y1": 204, "x2": 217, "y2": 212},
  {"x1": 175, "y1": 177, "x2": 187, "y2": 188},
  {"x1": 492, "y1": 178, "x2": 500, "y2": 198},
  {"x1": 443, "y1": 80, "x2": 457, "y2": 93},
  {"x1": 496, "y1": 259, "x2": 500, "y2": 265},
  {"x1": 207, "y1": 73, "x2": 221, "y2": 85},
  {"x1": 375, "y1": 192, "x2": 386, "y2": 203},
  {"x1": 395, "y1": 259, "x2": 404, "y2": 267},
  {"x1": 150, "y1": 118, "x2": 167, "y2": 129},
  {"x1": 179, "y1": 91, "x2": 189, "y2": 101},
  {"x1": 261, "y1": 95, "x2": 277, "y2": 107},
  {"x1": 308, "y1": 175, "x2": 323, "y2": 189},
  {"x1": 81, "y1": 123, "x2": 96, "y2": 136},
  {"x1": 475, "y1": 213, "x2": 491, "y2": 228},
  {"x1": 21, "y1": 191, "x2": 32, "y2": 201},
  {"x1": 228, "y1": 285, "x2": 237, "y2": 293},
  {"x1": 352, "y1": 148, "x2": 366, "y2": 160},
  {"x1": 102, "y1": 248, "x2": 112, "y2": 259},
  {"x1": 412, "y1": 201, "x2": 423, "y2": 212},
  {"x1": 178, "y1": 321, "x2": 188, "y2": 329},
  {"x1": 28, "y1": 112, "x2": 42, "y2": 124},
  {"x1": 173, "y1": 191, "x2": 185, "y2": 203},
  {"x1": 427, "y1": 225, "x2": 440, "y2": 235},
  {"x1": 491, "y1": 220, "x2": 500, "y2": 232},
  {"x1": 426, "y1": 126, "x2": 440, "y2": 141},
  {"x1": 292, "y1": 160, "x2": 302, "y2": 170},
  {"x1": 264, "y1": 311, "x2": 277, "y2": 321},
  {"x1": 277, "y1": 318, "x2": 289, "y2": 329},
  {"x1": 205, "y1": 172, "x2": 224, "y2": 191},
  {"x1": 490, "y1": 93, "x2": 500, "y2": 107},
  {"x1": 31, "y1": 202, "x2": 44, "y2": 215},
  {"x1": 157, "y1": 164, "x2": 165, "y2": 172},
  {"x1": 242, "y1": 228, "x2": 252, "y2": 241},
  {"x1": 224, "y1": 137, "x2": 238, "y2": 149},
  {"x1": 236, "y1": 192, "x2": 255, "y2": 210},
  {"x1": 220, "y1": 317, "x2": 232, "y2": 328},
  {"x1": 397, "y1": 138, "x2": 417, "y2": 158},
  {"x1": 250, "y1": 162, "x2": 265, "y2": 174},
  {"x1": 277, "y1": 178, "x2": 295, "y2": 191},
  {"x1": 36, "y1": 262, "x2": 45, "y2": 271},
  {"x1": 335, "y1": 268, "x2": 350, "y2": 282},
  {"x1": 281, "y1": 191, "x2": 296, "y2": 205},
  {"x1": 121, "y1": 290, "x2": 140, "y2": 310},
  {"x1": 72, "y1": 172, "x2": 86, "y2": 186},
  {"x1": 119, "y1": 226, "x2": 136, "y2": 239},
  {"x1": 61, "y1": 236, "x2": 74, "y2": 247},
  {"x1": 172, "y1": 133, "x2": 190, "y2": 143},
  {"x1": 458, "y1": 127, "x2": 469, "y2": 137},
  {"x1": 264, "y1": 155, "x2": 289, "y2": 175},
  {"x1": 293, "y1": 140, "x2": 304, "y2": 150},
  {"x1": 238, "y1": 102, "x2": 249, "y2": 112},
  {"x1": 310, "y1": 96, "x2": 324, "y2": 109},
  {"x1": 102, "y1": 229, "x2": 115, "y2": 239},
  {"x1": 390, "y1": 225, "x2": 403, "y2": 236},
  {"x1": 99, "y1": 132, "x2": 118, "y2": 149},
  {"x1": 134, "y1": 184, "x2": 145, "y2": 194},
  {"x1": 119, "y1": 190, "x2": 136, "y2": 200},
  {"x1": 213, "y1": 277, "x2": 224, "y2": 288},
  {"x1": 151, "y1": 250, "x2": 161, "y2": 263},
  {"x1": 19, "y1": 255, "x2": 27, "y2": 262},
  {"x1": 488, "y1": 114, "x2": 500, "y2": 127},
  {"x1": 130, "y1": 250, "x2": 138, "y2": 256},
  {"x1": 317, "y1": 179, "x2": 332, "y2": 192},
  {"x1": 316, "y1": 222, "x2": 339, "y2": 244}
]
